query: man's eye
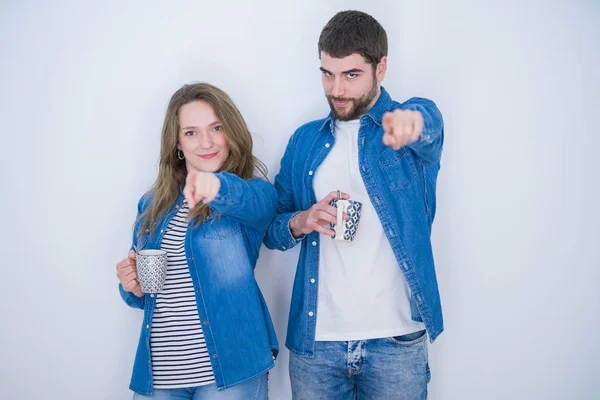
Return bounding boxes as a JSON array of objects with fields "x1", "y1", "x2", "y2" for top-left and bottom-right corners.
[{"x1": 347, "y1": 73, "x2": 357, "y2": 79}]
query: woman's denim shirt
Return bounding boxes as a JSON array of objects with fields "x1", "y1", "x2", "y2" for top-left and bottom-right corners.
[{"x1": 119, "y1": 172, "x2": 279, "y2": 395}]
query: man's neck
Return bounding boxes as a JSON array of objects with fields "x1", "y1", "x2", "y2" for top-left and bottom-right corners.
[{"x1": 365, "y1": 85, "x2": 382, "y2": 114}]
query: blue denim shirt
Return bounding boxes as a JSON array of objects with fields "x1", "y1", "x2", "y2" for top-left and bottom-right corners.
[
  {"x1": 119, "y1": 172, "x2": 279, "y2": 395},
  {"x1": 264, "y1": 87, "x2": 444, "y2": 356}
]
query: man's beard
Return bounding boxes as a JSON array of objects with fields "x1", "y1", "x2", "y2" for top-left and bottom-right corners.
[{"x1": 326, "y1": 78, "x2": 379, "y2": 121}]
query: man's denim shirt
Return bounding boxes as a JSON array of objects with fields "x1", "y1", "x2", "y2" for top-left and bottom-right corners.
[
  {"x1": 264, "y1": 87, "x2": 444, "y2": 356},
  {"x1": 119, "y1": 172, "x2": 279, "y2": 395}
]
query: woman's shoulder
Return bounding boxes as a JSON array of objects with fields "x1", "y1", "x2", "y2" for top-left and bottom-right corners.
[{"x1": 136, "y1": 190, "x2": 155, "y2": 213}]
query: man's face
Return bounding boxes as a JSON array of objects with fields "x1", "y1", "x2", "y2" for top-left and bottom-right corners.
[{"x1": 320, "y1": 52, "x2": 387, "y2": 121}]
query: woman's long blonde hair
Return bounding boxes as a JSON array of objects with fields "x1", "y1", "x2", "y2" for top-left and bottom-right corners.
[{"x1": 138, "y1": 83, "x2": 267, "y2": 234}]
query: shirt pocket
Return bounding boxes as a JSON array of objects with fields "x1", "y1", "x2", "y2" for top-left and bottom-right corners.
[
  {"x1": 379, "y1": 146, "x2": 417, "y2": 191},
  {"x1": 197, "y1": 216, "x2": 242, "y2": 239}
]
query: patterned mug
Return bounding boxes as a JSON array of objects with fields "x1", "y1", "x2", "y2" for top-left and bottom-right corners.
[
  {"x1": 136, "y1": 249, "x2": 168, "y2": 293},
  {"x1": 330, "y1": 199, "x2": 363, "y2": 242}
]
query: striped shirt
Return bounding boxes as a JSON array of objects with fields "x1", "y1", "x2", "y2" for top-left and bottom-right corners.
[{"x1": 150, "y1": 202, "x2": 215, "y2": 389}]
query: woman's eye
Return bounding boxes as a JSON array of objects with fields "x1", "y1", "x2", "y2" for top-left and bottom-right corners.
[
  {"x1": 213, "y1": 125, "x2": 223, "y2": 132},
  {"x1": 185, "y1": 131, "x2": 196, "y2": 136}
]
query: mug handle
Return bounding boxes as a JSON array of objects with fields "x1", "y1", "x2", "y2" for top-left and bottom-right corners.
[{"x1": 336, "y1": 200, "x2": 344, "y2": 235}]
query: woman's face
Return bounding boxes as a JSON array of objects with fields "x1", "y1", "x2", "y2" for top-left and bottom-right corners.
[{"x1": 177, "y1": 100, "x2": 230, "y2": 173}]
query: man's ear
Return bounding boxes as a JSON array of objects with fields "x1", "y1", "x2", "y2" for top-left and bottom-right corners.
[{"x1": 376, "y1": 56, "x2": 388, "y2": 82}]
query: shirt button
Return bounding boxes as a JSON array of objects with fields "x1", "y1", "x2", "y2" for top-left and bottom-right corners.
[
  {"x1": 189, "y1": 257, "x2": 193, "y2": 261},
  {"x1": 308, "y1": 312, "x2": 314, "y2": 317},
  {"x1": 197, "y1": 289, "x2": 201, "y2": 294},
  {"x1": 160, "y1": 229, "x2": 164, "y2": 233},
  {"x1": 282, "y1": 246, "x2": 286, "y2": 250},
  {"x1": 310, "y1": 278, "x2": 316, "y2": 284},
  {"x1": 150, "y1": 294, "x2": 154, "y2": 298},
  {"x1": 325, "y1": 143, "x2": 330, "y2": 148},
  {"x1": 204, "y1": 320, "x2": 209, "y2": 325},
  {"x1": 175, "y1": 205, "x2": 180, "y2": 209},
  {"x1": 146, "y1": 325, "x2": 150, "y2": 329},
  {"x1": 311, "y1": 241, "x2": 317, "y2": 246},
  {"x1": 212, "y1": 354, "x2": 218, "y2": 359},
  {"x1": 308, "y1": 170, "x2": 313, "y2": 176}
]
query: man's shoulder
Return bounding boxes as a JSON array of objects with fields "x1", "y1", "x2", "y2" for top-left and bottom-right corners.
[{"x1": 390, "y1": 96, "x2": 438, "y2": 111}]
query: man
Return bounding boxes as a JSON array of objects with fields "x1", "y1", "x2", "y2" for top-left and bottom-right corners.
[{"x1": 264, "y1": 10, "x2": 444, "y2": 399}]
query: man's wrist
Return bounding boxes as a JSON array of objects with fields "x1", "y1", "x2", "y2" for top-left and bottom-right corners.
[{"x1": 290, "y1": 212, "x2": 303, "y2": 238}]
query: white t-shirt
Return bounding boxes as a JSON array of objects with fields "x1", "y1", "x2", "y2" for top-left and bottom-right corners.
[{"x1": 313, "y1": 119, "x2": 425, "y2": 341}]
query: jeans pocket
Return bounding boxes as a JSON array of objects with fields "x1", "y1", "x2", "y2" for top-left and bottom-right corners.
[
  {"x1": 389, "y1": 329, "x2": 427, "y2": 346},
  {"x1": 426, "y1": 362, "x2": 431, "y2": 383}
]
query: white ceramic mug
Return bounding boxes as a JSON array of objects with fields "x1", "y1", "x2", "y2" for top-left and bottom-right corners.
[{"x1": 330, "y1": 198, "x2": 363, "y2": 242}]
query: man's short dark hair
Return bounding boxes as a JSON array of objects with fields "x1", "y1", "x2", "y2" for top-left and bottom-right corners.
[{"x1": 318, "y1": 10, "x2": 388, "y2": 67}]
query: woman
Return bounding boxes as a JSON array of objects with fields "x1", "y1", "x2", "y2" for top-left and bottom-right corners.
[{"x1": 116, "y1": 83, "x2": 278, "y2": 399}]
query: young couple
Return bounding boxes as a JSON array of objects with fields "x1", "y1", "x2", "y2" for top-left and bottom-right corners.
[{"x1": 116, "y1": 10, "x2": 444, "y2": 400}]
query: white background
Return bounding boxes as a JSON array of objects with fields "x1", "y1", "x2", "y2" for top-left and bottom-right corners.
[{"x1": 1, "y1": 1, "x2": 599, "y2": 399}]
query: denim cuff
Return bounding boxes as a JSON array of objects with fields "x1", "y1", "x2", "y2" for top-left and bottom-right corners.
[
  {"x1": 119, "y1": 283, "x2": 145, "y2": 309},
  {"x1": 277, "y1": 211, "x2": 305, "y2": 251}
]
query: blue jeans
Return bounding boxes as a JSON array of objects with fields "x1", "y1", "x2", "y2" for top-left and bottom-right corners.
[
  {"x1": 289, "y1": 330, "x2": 430, "y2": 400},
  {"x1": 132, "y1": 373, "x2": 268, "y2": 400}
]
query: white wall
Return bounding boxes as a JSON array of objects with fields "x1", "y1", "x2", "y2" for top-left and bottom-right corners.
[{"x1": 1, "y1": 1, "x2": 598, "y2": 399}]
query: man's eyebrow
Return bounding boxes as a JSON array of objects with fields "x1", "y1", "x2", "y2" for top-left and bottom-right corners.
[{"x1": 319, "y1": 67, "x2": 365, "y2": 74}]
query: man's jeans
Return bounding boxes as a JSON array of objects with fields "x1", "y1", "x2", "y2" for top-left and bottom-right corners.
[{"x1": 290, "y1": 330, "x2": 430, "y2": 400}]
